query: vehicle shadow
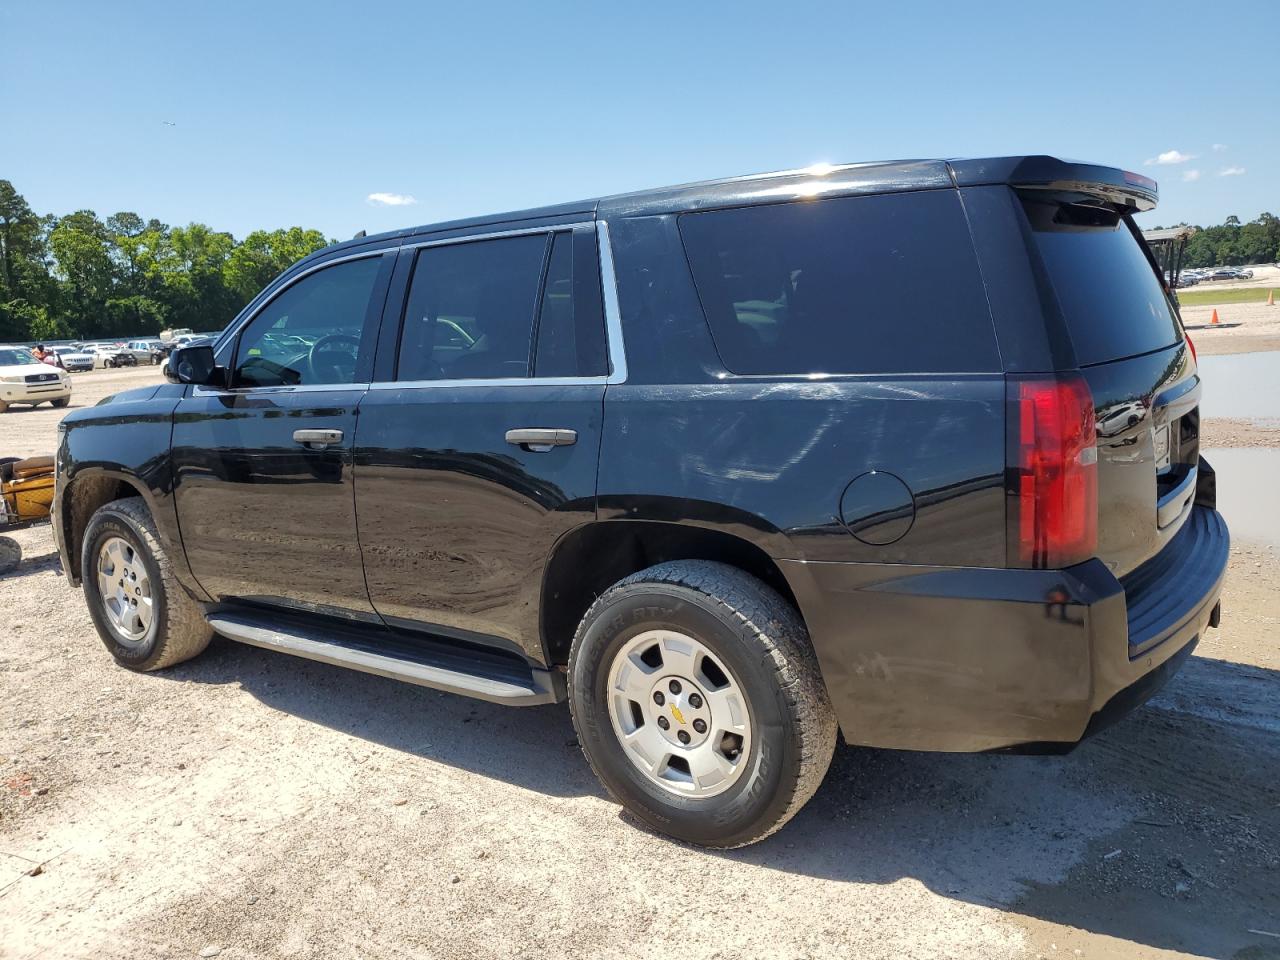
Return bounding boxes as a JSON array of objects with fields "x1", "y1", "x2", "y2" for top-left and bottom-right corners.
[
  {"x1": 721, "y1": 653, "x2": 1280, "y2": 959},
  {"x1": 0, "y1": 549, "x2": 61, "y2": 580},
  {"x1": 167, "y1": 641, "x2": 1280, "y2": 958},
  {"x1": 168, "y1": 636, "x2": 599, "y2": 800}
]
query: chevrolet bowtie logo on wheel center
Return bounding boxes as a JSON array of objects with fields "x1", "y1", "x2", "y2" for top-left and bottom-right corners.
[{"x1": 650, "y1": 675, "x2": 713, "y2": 749}]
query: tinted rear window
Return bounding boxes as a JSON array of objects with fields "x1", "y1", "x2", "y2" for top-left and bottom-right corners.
[
  {"x1": 678, "y1": 190, "x2": 999, "y2": 376},
  {"x1": 1022, "y1": 199, "x2": 1182, "y2": 366}
]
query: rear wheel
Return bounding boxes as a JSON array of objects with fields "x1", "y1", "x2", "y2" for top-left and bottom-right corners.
[
  {"x1": 51, "y1": 397, "x2": 70, "y2": 408},
  {"x1": 568, "y1": 560, "x2": 836, "y2": 848},
  {"x1": 81, "y1": 497, "x2": 212, "y2": 671}
]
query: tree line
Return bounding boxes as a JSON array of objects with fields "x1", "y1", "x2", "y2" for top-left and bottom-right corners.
[
  {"x1": 0, "y1": 178, "x2": 330, "y2": 343},
  {"x1": 1156, "y1": 212, "x2": 1280, "y2": 269}
]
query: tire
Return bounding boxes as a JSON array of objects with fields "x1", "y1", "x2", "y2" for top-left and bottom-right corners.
[
  {"x1": 80, "y1": 497, "x2": 212, "y2": 671},
  {"x1": 568, "y1": 560, "x2": 837, "y2": 848},
  {"x1": 51, "y1": 397, "x2": 70, "y2": 408},
  {"x1": 0, "y1": 399, "x2": 8, "y2": 413}
]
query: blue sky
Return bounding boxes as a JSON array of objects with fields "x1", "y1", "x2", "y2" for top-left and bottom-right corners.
[{"x1": 3, "y1": 0, "x2": 1273, "y2": 240}]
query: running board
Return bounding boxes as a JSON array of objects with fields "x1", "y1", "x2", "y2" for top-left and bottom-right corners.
[{"x1": 207, "y1": 611, "x2": 562, "y2": 706}]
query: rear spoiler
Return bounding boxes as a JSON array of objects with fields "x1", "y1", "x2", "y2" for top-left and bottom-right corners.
[{"x1": 948, "y1": 156, "x2": 1158, "y2": 213}]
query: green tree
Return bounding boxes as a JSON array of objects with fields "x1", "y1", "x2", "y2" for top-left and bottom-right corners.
[
  {"x1": 48, "y1": 210, "x2": 116, "y2": 336},
  {"x1": 161, "y1": 223, "x2": 238, "y2": 330},
  {"x1": 0, "y1": 180, "x2": 50, "y2": 311},
  {"x1": 224, "y1": 227, "x2": 329, "y2": 301}
]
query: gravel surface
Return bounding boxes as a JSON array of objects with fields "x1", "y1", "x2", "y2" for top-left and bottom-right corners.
[
  {"x1": 1201, "y1": 418, "x2": 1280, "y2": 448},
  {"x1": 3, "y1": 367, "x2": 1279, "y2": 960}
]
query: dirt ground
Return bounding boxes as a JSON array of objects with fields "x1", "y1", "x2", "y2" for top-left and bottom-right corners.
[
  {"x1": 1181, "y1": 299, "x2": 1280, "y2": 358},
  {"x1": 2, "y1": 367, "x2": 1279, "y2": 959}
]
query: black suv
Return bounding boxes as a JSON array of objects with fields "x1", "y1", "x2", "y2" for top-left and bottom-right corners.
[{"x1": 54, "y1": 157, "x2": 1228, "y2": 847}]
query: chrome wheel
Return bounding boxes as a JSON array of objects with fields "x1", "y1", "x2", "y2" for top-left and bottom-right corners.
[
  {"x1": 606, "y1": 630, "x2": 752, "y2": 798},
  {"x1": 96, "y1": 536, "x2": 153, "y2": 645}
]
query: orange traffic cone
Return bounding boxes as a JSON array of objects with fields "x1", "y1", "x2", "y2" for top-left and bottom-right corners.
[
  {"x1": 1211, "y1": 308, "x2": 1221, "y2": 324},
  {"x1": 1268, "y1": 289, "x2": 1275, "y2": 306}
]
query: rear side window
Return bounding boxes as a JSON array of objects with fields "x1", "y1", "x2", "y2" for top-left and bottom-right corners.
[
  {"x1": 678, "y1": 190, "x2": 999, "y2": 375},
  {"x1": 398, "y1": 235, "x2": 546, "y2": 381},
  {"x1": 1021, "y1": 199, "x2": 1182, "y2": 366}
]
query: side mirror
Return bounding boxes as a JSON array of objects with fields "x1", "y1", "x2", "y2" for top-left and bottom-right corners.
[{"x1": 165, "y1": 344, "x2": 221, "y2": 386}]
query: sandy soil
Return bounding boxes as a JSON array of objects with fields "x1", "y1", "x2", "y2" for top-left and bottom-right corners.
[
  {"x1": 2, "y1": 363, "x2": 1279, "y2": 960},
  {"x1": 1, "y1": 366, "x2": 166, "y2": 461},
  {"x1": 1201, "y1": 418, "x2": 1280, "y2": 448},
  {"x1": 1180, "y1": 300, "x2": 1280, "y2": 357}
]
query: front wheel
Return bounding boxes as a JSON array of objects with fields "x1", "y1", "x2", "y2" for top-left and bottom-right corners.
[
  {"x1": 81, "y1": 497, "x2": 213, "y2": 671},
  {"x1": 568, "y1": 561, "x2": 837, "y2": 848}
]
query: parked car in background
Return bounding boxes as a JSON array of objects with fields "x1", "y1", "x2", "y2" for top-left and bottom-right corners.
[
  {"x1": 124, "y1": 339, "x2": 162, "y2": 364},
  {"x1": 1204, "y1": 269, "x2": 1240, "y2": 281},
  {"x1": 0, "y1": 345, "x2": 71, "y2": 411},
  {"x1": 1237, "y1": 268, "x2": 1254, "y2": 279},
  {"x1": 53, "y1": 156, "x2": 1229, "y2": 848},
  {"x1": 89, "y1": 343, "x2": 137, "y2": 368},
  {"x1": 50, "y1": 346, "x2": 95, "y2": 372}
]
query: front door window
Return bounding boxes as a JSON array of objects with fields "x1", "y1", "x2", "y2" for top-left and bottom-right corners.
[{"x1": 234, "y1": 256, "x2": 384, "y2": 387}]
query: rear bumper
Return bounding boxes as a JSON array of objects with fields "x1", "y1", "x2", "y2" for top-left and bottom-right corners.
[{"x1": 778, "y1": 505, "x2": 1229, "y2": 752}]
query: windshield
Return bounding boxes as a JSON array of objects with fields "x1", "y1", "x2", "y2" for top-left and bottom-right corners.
[
  {"x1": 1022, "y1": 198, "x2": 1182, "y2": 365},
  {"x1": 0, "y1": 348, "x2": 40, "y2": 366}
]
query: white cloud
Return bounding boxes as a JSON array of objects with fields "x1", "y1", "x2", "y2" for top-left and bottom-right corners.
[
  {"x1": 1146, "y1": 149, "x2": 1195, "y2": 166},
  {"x1": 366, "y1": 192, "x2": 418, "y2": 207},
  {"x1": 1181, "y1": 169, "x2": 1201, "y2": 182},
  {"x1": 1212, "y1": 143, "x2": 1228, "y2": 152},
  {"x1": 1218, "y1": 166, "x2": 1246, "y2": 177}
]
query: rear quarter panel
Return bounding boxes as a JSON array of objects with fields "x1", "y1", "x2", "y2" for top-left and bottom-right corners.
[{"x1": 597, "y1": 379, "x2": 1006, "y2": 565}]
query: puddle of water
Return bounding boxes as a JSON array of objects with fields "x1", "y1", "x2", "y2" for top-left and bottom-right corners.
[
  {"x1": 1202, "y1": 447, "x2": 1280, "y2": 547},
  {"x1": 1196, "y1": 351, "x2": 1280, "y2": 421}
]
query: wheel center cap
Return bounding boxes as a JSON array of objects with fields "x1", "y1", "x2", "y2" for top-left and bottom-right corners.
[{"x1": 649, "y1": 675, "x2": 713, "y2": 748}]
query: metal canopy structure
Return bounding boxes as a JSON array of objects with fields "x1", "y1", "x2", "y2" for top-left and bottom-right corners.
[{"x1": 1142, "y1": 225, "x2": 1197, "y2": 288}]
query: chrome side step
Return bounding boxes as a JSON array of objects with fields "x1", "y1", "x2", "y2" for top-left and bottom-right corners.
[{"x1": 207, "y1": 611, "x2": 561, "y2": 706}]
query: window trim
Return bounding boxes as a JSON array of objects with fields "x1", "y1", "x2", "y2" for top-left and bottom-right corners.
[
  {"x1": 205, "y1": 219, "x2": 629, "y2": 394},
  {"x1": 196, "y1": 249, "x2": 392, "y2": 396},
  {"x1": 371, "y1": 219, "x2": 627, "y2": 390}
]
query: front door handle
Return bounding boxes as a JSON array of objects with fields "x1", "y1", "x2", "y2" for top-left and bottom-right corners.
[
  {"x1": 505, "y1": 428, "x2": 577, "y2": 451},
  {"x1": 293, "y1": 428, "x2": 344, "y2": 448}
]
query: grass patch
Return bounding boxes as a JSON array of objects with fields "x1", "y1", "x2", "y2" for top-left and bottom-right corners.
[{"x1": 1178, "y1": 286, "x2": 1278, "y2": 307}]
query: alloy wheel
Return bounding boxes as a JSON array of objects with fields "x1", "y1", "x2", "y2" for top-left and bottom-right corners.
[
  {"x1": 606, "y1": 629, "x2": 752, "y2": 798},
  {"x1": 96, "y1": 536, "x2": 154, "y2": 645}
]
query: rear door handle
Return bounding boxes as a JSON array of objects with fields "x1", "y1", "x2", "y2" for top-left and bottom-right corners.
[
  {"x1": 293, "y1": 428, "x2": 344, "y2": 448},
  {"x1": 505, "y1": 428, "x2": 577, "y2": 451}
]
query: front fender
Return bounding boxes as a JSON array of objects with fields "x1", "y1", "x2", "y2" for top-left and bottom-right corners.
[{"x1": 55, "y1": 393, "x2": 205, "y2": 598}]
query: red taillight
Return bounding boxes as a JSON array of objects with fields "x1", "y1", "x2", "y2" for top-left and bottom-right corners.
[
  {"x1": 1007, "y1": 374, "x2": 1098, "y2": 568},
  {"x1": 1185, "y1": 331, "x2": 1197, "y2": 363}
]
